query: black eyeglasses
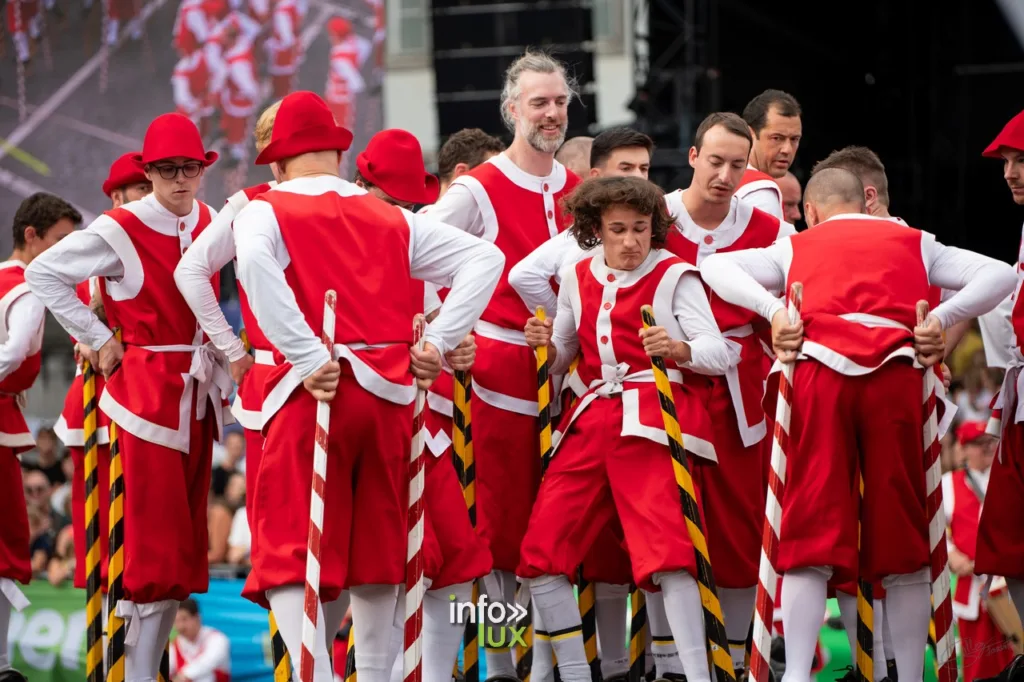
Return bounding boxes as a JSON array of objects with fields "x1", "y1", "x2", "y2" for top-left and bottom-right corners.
[
  {"x1": 24, "y1": 485, "x2": 47, "y2": 494},
  {"x1": 150, "y1": 162, "x2": 204, "y2": 180}
]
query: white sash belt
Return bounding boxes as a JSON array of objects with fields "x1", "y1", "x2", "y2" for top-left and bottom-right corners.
[
  {"x1": 474, "y1": 320, "x2": 529, "y2": 346},
  {"x1": 141, "y1": 344, "x2": 233, "y2": 420}
]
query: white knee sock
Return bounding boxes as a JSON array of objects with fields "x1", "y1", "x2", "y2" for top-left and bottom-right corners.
[
  {"x1": 124, "y1": 602, "x2": 179, "y2": 682},
  {"x1": 881, "y1": 603, "x2": 894, "y2": 662},
  {"x1": 268, "y1": 587, "x2": 334, "y2": 682},
  {"x1": 1008, "y1": 578, "x2": 1024, "y2": 626},
  {"x1": 0, "y1": 596, "x2": 12, "y2": 672},
  {"x1": 483, "y1": 570, "x2": 518, "y2": 679},
  {"x1": 837, "y1": 592, "x2": 858, "y2": 664},
  {"x1": 659, "y1": 572, "x2": 712, "y2": 682},
  {"x1": 595, "y1": 583, "x2": 629, "y2": 678},
  {"x1": 838, "y1": 593, "x2": 887, "y2": 682},
  {"x1": 531, "y1": 602, "x2": 556, "y2": 682},
  {"x1": 882, "y1": 574, "x2": 931, "y2": 682},
  {"x1": 421, "y1": 582, "x2": 473, "y2": 682},
  {"x1": 350, "y1": 584, "x2": 402, "y2": 682},
  {"x1": 721, "y1": 586, "x2": 756, "y2": 671},
  {"x1": 780, "y1": 568, "x2": 830, "y2": 682},
  {"x1": 529, "y1": 575, "x2": 589, "y2": 682},
  {"x1": 323, "y1": 592, "x2": 350, "y2": 650},
  {"x1": 645, "y1": 589, "x2": 683, "y2": 677}
]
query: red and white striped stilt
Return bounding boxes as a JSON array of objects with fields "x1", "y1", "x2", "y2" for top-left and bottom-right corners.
[
  {"x1": 404, "y1": 315, "x2": 427, "y2": 682},
  {"x1": 750, "y1": 282, "x2": 803, "y2": 682},
  {"x1": 299, "y1": 290, "x2": 337, "y2": 682},
  {"x1": 917, "y1": 301, "x2": 957, "y2": 682}
]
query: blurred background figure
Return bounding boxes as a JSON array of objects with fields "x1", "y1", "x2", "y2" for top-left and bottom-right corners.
[
  {"x1": 554, "y1": 135, "x2": 593, "y2": 178},
  {"x1": 170, "y1": 599, "x2": 232, "y2": 682}
]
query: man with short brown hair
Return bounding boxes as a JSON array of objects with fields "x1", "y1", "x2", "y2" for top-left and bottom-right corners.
[
  {"x1": 436, "y1": 128, "x2": 505, "y2": 196},
  {"x1": 736, "y1": 89, "x2": 803, "y2": 220}
]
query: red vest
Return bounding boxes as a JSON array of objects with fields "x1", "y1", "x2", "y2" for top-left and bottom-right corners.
[
  {"x1": 220, "y1": 42, "x2": 257, "y2": 117},
  {"x1": 458, "y1": 157, "x2": 581, "y2": 331},
  {"x1": 786, "y1": 216, "x2": 929, "y2": 374},
  {"x1": 56, "y1": 279, "x2": 111, "y2": 447},
  {"x1": 234, "y1": 183, "x2": 274, "y2": 353},
  {"x1": 735, "y1": 167, "x2": 782, "y2": 206},
  {"x1": 0, "y1": 262, "x2": 42, "y2": 395},
  {"x1": 1010, "y1": 229, "x2": 1024, "y2": 358},
  {"x1": 946, "y1": 469, "x2": 986, "y2": 620},
  {"x1": 326, "y1": 39, "x2": 361, "y2": 104},
  {"x1": 173, "y1": 0, "x2": 205, "y2": 55}
]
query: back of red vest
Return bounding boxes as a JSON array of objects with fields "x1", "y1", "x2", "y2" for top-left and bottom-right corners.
[{"x1": 0, "y1": 264, "x2": 41, "y2": 393}]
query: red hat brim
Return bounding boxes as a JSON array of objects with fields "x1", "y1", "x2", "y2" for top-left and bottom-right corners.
[
  {"x1": 132, "y1": 150, "x2": 220, "y2": 167},
  {"x1": 255, "y1": 125, "x2": 353, "y2": 165},
  {"x1": 356, "y1": 154, "x2": 440, "y2": 205},
  {"x1": 102, "y1": 161, "x2": 149, "y2": 197}
]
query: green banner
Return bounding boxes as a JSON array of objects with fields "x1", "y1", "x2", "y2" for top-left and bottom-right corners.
[{"x1": 7, "y1": 582, "x2": 88, "y2": 681}]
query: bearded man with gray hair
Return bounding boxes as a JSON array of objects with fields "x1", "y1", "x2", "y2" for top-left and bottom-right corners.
[{"x1": 428, "y1": 50, "x2": 583, "y2": 680}]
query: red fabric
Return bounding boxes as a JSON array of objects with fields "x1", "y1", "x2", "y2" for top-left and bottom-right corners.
[
  {"x1": 135, "y1": 112, "x2": 217, "y2": 166},
  {"x1": 173, "y1": 0, "x2": 203, "y2": 55},
  {"x1": 581, "y1": 518, "x2": 632, "y2": 585},
  {"x1": 1011, "y1": 233, "x2": 1024, "y2": 359},
  {"x1": 422, "y1": 448, "x2": 492, "y2": 589},
  {"x1": 120, "y1": 398, "x2": 215, "y2": 602},
  {"x1": 219, "y1": 44, "x2": 257, "y2": 117},
  {"x1": 0, "y1": 448, "x2": 30, "y2": 583},
  {"x1": 220, "y1": 113, "x2": 248, "y2": 144},
  {"x1": 328, "y1": 101, "x2": 354, "y2": 131},
  {"x1": 462, "y1": 161, "x2": 580, "y2": 331},
  {"x1": 271, "y1": 74, "x2": 293, "y2": 99},
  {"x1": 773, "y1": 360, "x2": 930, "y2": 585},
  {"x1": 102, "y1": 153, "x2": 146, "y2": 197},
  {"x1": 976, "y1": 420, "x2": 1024, "y2": 579},
  {"x1": 0, "y1": 395, "x2": 33, "y2": 453},
  {"x1": 737, "y1": 167, "x2": 780, "y2": 192},
  {"x1": 60, "y1": 373, "x2": 111, "y2": 434},
  {"x1": 983, "y1": 109, "x2": 1024, "y2": 158},
  {"x1": 243, "y1": 369, "x2": 414, "y2": 607},
  {"x1": 4, "y1": 0, "x2": 38, "y2": 33},
  {"x1": 233, "y1": 183, "x2": 274, "y2": 352},
  {"x1": 70, "y1": 444, "x2": 111, "y2": 590},
  {"x1": 326, "y1": 40, "x2": 360, "y2": 105},
  {"x1": 255, "y1": 91, "x2": 352, "y2": 164},
  {"x1": 518, "y1": 398, "x2": 705, "y2": 592},
  {"x1": 356, "y1": 129, "x2": 439, "y2": 205},
  {"x1": 693, "y1": 377, "x2": 766, "y2": 588},
  {"x1": 473, "y1": 395, "x2": 541, "y2": 572},
  {"x1": 958, "y1": 611, "x2": 1017, "y2": 681},
  {"x1": 786, "y1": 219, "x2": 928, "y2": 370},
  {"x1": 0, "y1": 264, "x2": 41, "y2": 396},
  {"x1": 242, "y1": 427, "x2": 264, "y2": 530}
]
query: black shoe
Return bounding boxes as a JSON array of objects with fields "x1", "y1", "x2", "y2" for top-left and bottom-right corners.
[
  {"x1": 0, "y1": 670, "x2": 28, "y2": 682},
  {"x1": 485, "y1": 676, "x2": 522, "y2": 682},
  {"x1": 656, "y1": 674, "x2": 687, "y2": 682},
  {"x1": 976, "y1": 654, "x2": 1024, "y2": 682},
  {"x1": 886, "y1": 658, "x2": 897, "y2": 682},
  {"x1": 604, "y1": 675, "x2": 628, "y2": 682},
  {"x1": 833, "y1": 665, "x2": 856, "y2": 682}
]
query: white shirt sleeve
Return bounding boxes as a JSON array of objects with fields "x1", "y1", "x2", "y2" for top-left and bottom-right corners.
[
  {"x1": 672, "y1": 272, "x2": 738, "y2": 375},
  {"x1": 508, "y1": 230, "x2": 588, "y2": 317},
  {"x1": 424, "y1": 283, "x2": 442, "y2": 317},
  {"x1": 185, "y1": 8, "x2": 209, "y2": 44},
  {"x1": 978, "y1": 293, "x2": 1014, "y2": 369},
  {"x1": 924, "y1": 237, "x2": 1018, "y2": 330},
  {"x1": 174, "y1": 209, "x2": 247, "y2": 362},
  {"x1": 740, "y1": 189, "x2": 784, "y2": 221},
  {"x1": 171, "y1": 64, "x2": 198, "y2": 110},
  {"x1": 273, "y1": 10, "x2": 294, "y2": 47},
  {"x1": 181, "y1": 630, "x2": 230, "y2": 679},
  {"x1": 229, "y1": 57, "x2": 261, "y2": 101},
  {"x1": 699, "y1": 240, "x2": 792, "y2": 324},
  {"x1": 548, "y1": 277, "x2": 579, "y2": 377},
  {"x1": 234, "y1": 200, "x2": 331, "y2": 381},
  {"x1": 426, "y1": 184, "x2": 487, "y2": 239},
  {"x1": 0, "y1": 294, "x2": 45, "y2": 382},
  {"x1": 24, "y1": 228, "x2": 125, "y2": 351},
  {"x1": 407, "y1": 212, "x2": 505, "y2": 354},
  {"x1": 332, "y1": 54, "x2": 365, "y2": 94}
]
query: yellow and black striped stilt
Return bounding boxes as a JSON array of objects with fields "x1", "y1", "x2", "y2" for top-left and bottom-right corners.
[
  {"x1": 453, "y1": 368, "x2": 479, "y2": 682},
  {"x1": 105, "y1": 416, "x2": 126, "y2": 682},
  {"x1": 83, "y1": 358, "x2": 105, "y2": 682},
  {"x1": 158, "y1": 643, "x2": 170, "y2": 682},
  {"x1": 640, "y1": 305, "x2": 735, "y2": 682},
  {"x1": 344, "y1": 626, "x2": 357, "y2": 682},
  {"x1": 270, "y1": 611, "x2": 293, "y2": 681},
  {"x1": 856, "y1": 472, "x2": 874, "y2": 682},
  {"x1": 577, "y1": 566, "x2": 600, "y2": 680},
  {"x1": 628, "y1": 586, "x2": 647, "y2": 682}
]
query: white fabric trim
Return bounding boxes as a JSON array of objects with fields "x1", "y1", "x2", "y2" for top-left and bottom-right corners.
[
  {"x1": 0, "y1": 577, "x2": 30, "y2": 611},
  {"x1": 100, "y1": 378, "x2": 194, "y2": 453},
  {"x1": 620, "y1": 388, "x2": 717, "y2": 462},
  {"x1": 90, "y1": 217, "x2": 144, "y2": 300},
  {"x1": 423, "y1": 424, "x2": 452, "y2": 458},
  {"x1": 665, "y1": 192, "x2": 757, "y2": 264},
  {"x1": 0, "y1": 429, "x2": 35, "y2": 448},
  {"x1": 230, "y1": 398, "x2": 261, "y2": 430},
  {"x1": 474, "y1": 320, "x2": 528, "y2": 346},
  {"x1": 253, "y1": 349, "x2": 275, "y2": 365},
  {"x1": 471, "y1": 378, "x2": 537, "y2": 417},
  {"x1": 488, "y1": 153, "x2": 568, "y2": 195},
  {"x1": 54, "y1": 414, "x2": 110, "y2": 447},
  {"x1": 452, "y1": 175, "x2": 500, "y2": 244},
  {"x1": 426, "y1": 390, "x2": 453, "y2": 418}
]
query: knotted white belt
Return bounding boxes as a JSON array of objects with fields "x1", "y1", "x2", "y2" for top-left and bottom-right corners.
[
  {"x1": 253, "y1": 349, "x2": 276, "y2": 366},
  {"x1": 141, "y1": 343, "x2": 234, "y2": 419},
  {"x1": 589, "y1": 362, "x2": 682, "y2": 398}
]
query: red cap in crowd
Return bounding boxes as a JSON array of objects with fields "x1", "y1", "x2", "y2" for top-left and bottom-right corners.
[
  {"x1": 956, "y1": 420, "x2": 990, "y2": 446},
  {"x1": 357, "y1": 129, "x2": 439, "y2": 205},
  {"x1": 328, "y1": 16, "x2": 351, "y2": 38},
  {"x1": 134, "y1": 113, "x2": 218, "y2": 167},
  {"x1": 102, "y1": 152, "x2": 148, "y2": 197},
  {"x1": 983, "y1": 109, "x2": 1024, "y2": 158},
  {"x1": 255, "y1": 90, "x2": 353, "y2": 165}
]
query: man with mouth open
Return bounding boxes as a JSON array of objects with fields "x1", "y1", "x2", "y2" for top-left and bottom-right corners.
[
  {"x1": 735, "y1": 90, "x2": 803, "y2": 222},
  {"x1": 426, "y1": 50, "x2": 583, "y2": 680},
  {"x1": 26, "y1": 113, "x2": 230, "y2": 682}
]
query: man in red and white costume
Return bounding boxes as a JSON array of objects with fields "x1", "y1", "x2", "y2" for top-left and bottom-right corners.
[
  {"x1": 266, "y1": 0, "x2": 304, "y2": 98},
  {"x1": 0, "y1": 193, "x2": 81, "y2": 682},
  {"x1": 174, "y1": 101, "x2": 281, "y2": 544},
  {"x1": 214, "y1": 24, "x2": 260, "y2": 165},
  {"x1": 976, "y1": 109, "x2": 1024, "y2": 681},
  {"x1": 5, "y1": 0, "x2": 40, "y2": 64},
  {"x1": 26, "y1": 113, "x2": 231, "y2": 682},
  {"x1": 348, "y1": 128, "x2": 495, "y2": 682},
  {"x1": 231, "y1": 91, "x2": 503, "y2": 682},
  {"x1": 57, "y1": 153, "x2": 151, "y2": 603},
  {"x1": 517, "y1": 176, "x2": 733, "y2": 682},
  {"x1": 173, "y1": 0, "x2": 212, "y2": 57},
  {"x1": 427, "y1": 51, "x2": 582, "y2": 679},
  {"x1": 172, "y1": 39, "x2": 220, "y2": 139},
  {"x1": 507, "y1": 125, "x2": 658, "y2": 681},
  {"x1": 169, "y1": 599, "x2": 231, "y2": 682},
  {"x1": 734, "y1": 89, "x2": 803, "y2": 221},
  {"x1": 699, "y1": 167, "x2": 1016, "y2": 682},
  {"x1": 324, "y1": 16, "x2": 370, "y2": 131},
  {"x1": 942, "y1": 421, "x2": 1017, "y2": 682}
]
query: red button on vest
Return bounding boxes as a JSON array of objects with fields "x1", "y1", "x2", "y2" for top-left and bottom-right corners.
[
  {"x1": 603, "y1": 302, "x2": 612, "y2": 310},
  {"x1": 600, "y1": 335, "x2": 609, "y2": 344},
  {"x1": 182, "y1": 246, "x2": 188, "y2": 254},
  {"x1": 547, "y1": 210, "x2": 553, "y2": 219},
  {"x1": 543, "y1": 183, "x2": 549, "y2": 192},
  {"x1": 606, "y1": 274, "x2": 615, "y2": 282},
  {"x1": 703, "y1": 235, "x2": 713, "y2": 245},
  {"x1": 179, "y1": 222, "x2": 186, "y2": 232}
]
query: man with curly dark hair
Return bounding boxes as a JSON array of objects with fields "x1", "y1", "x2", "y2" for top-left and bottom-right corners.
[{"x1": 515, "y1": 175, "x2": 734, "y2": 682}]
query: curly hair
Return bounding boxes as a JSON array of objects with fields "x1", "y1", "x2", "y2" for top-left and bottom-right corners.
[{"x1": 565, "y1": 176, "x2": 674, "y2": 251}]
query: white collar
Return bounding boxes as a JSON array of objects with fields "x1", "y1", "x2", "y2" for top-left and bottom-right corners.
[
  {"x1": 669, "y1": 193, "x2": 754, "y2": 250},
  {"x1": 822, "y1": 212, "x2": 890, "y2": 223},
  {"x1": 588, "y1": 249, "x2": 675, "y2": 288},
  {"x1": 120, "y1": 193, "x2": 203, "y2": 237},
  {"x1": 0, "y1": 260, "x2": 26, "y2": 270},
  {"x1": 488, "y1": 152, "x2": 568, "y2": 194}
]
